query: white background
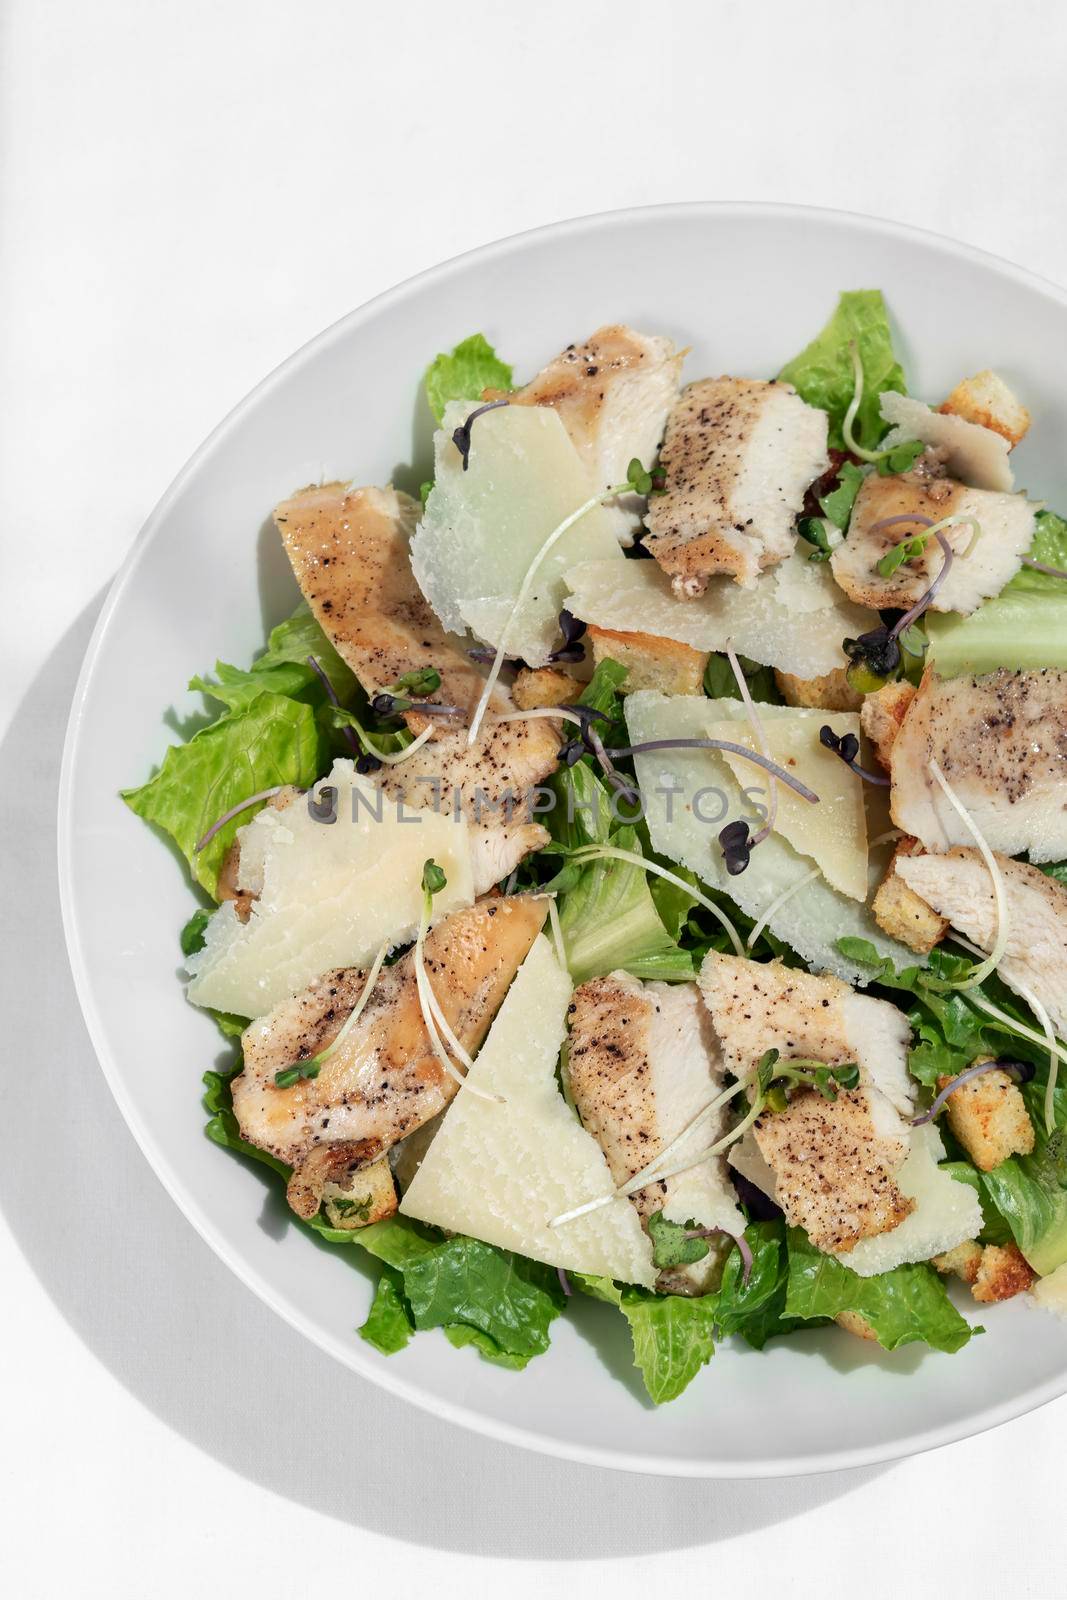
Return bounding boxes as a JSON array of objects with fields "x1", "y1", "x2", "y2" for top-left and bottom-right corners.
[{"x1": 2, "y1": 1, "x2": 1065, "y2": 1594}]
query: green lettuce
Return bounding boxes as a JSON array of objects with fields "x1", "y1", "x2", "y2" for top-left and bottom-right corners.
[
  {"x1": 573, "y1": 1274, "x2": 716, "y2": 1404},
  {"x1": 819, "y1": 460, "x2": 866, "y2": 530},
  {"x1": 358, "y1": 1272, "x2": 413, "y2": 1355},
  {"x1": 549, "y1": 763, "x2": 695, "y2": 984},
  {"x1": 702, "y1": 652, "x2": 781, "y2": 705},
  {"x1": 189, "y1": 602, "x2": 357, "y2": 709},
  {"x1": 712, "y1": 1222, "x2": 808, "y2": 1349},
  {"x1": 981, "y1": 1082, "x2": 1067, "y2": 1276},
  {"x1": 778, "y1": 289, "x2": 905, "y2": 450},
  {"x1": 123, "y1": 691, "x2": 323, "y2": 897},
  {"x1": 784, "y1": 1228, "x2": 976, "y2": 1353},
  {"x1": 424, "y1": 334, "x2": 514, "y2": 424}
]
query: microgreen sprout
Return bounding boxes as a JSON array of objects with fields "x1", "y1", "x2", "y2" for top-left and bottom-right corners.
[
  {"x1": 843, "y1": 341, "x2": 921, "y2": 467},
  {"x1": 451, "y1": 398, "x2": 511, "y2": 470},
  {"x1": 194, "y1": 786, "x2": 287, "y2": 854},
  {"x1": 818, "y1": 724, "x2": 891, "y2": 786},
  {"x1": 874, "y1": 512, "x2": 981, "y2": 579}
]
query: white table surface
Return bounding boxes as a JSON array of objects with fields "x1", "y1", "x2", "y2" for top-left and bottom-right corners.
[{"x1": 3, "y1": 1, "x2": 1065, "y2": 1593}]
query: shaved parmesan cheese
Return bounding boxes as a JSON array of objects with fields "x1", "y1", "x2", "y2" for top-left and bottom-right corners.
[
  {"x1": 879, "y1": 390, "x2": 1014, "y2": 492},
  {"x1": 730, "y1": 1124, "x2": 982, "y2": 1277},
  {"x1": 411, "y1": 402, "x2": 622, "y2": 665},
  {"x1": 400, "y1": 937, "x2": 657, "y2": 1286},
  {"x1": 564, "y1": 548, "x2": 877, "y2": 677},
  {"x1": 624, "y1": 692, "x2": 915, "y2": 982},
  {"x1": 1031, "y1": 1261, "x2": 1067, "y2": 1318},
  {"x1": 710, "y1": 710, "x2": 869, "y2": 899},
  {"x1": 186, "y1": 759, "x2": 474, "y2": 1018}
]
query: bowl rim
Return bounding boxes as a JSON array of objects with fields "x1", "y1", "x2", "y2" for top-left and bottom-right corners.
[{"x1": 57, "y1": 200, "x2": 1067, "y2": 1478}]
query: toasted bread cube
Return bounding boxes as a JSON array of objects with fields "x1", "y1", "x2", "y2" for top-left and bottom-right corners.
[
  {"x1": 860, "y1": 679, "x2": 916, "y2": 772},
  {"x1": 940, "y1": 370, "x2": 1031, "y2": 449},
  {"x1": 587, "y1": 625, "x2": 708, "y2": 695},
  {"x1": 971, "y1": 1242, "x2": 1035, "y2": 1303},
  {"x1": 835, "y1": 1310, "x2": 879, "y2": 1343},
  {"x1": 932, "y1": 1239, "x2": 983, "y2": 1284},
  {"x1": 512, "y1": 666, "x2": 582, "y2": 711},
  {"x1": 936, "y1": 1063, "x2": 1036, "y2": 1173},
  {"x1": 322, "y1": 1157, "x2": 398, "y2": 1230},
  {"x1": 873, "y1": 838, "x2": 950, "y2": 954},
  {"x1": 774, "y1": 667, "x2": 862, "y2": 712}
]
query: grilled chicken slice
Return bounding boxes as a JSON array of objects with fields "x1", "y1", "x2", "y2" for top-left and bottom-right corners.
[
  {"x1": 566, "y1": 973, "x2": 744, "y2": 1292},
  {"x1": 499, "y1": 324, "x2": 682, "y2": 545},
  {"x1": 234, "y1": 895, "x2": 547, "y2": 1217},
  {"x1": 830, "y1": 470, "x2": 1036, "y2": 614},
  {"x1": 879, "y1": 391, "x2": 1014, "y2": 492},
  {"x1": 700, "y1": 954, "x2": 915, "y2": 1254},
  {"x1": 275, "y1": 482, "x2": 560, "y2": 821},
  {"x1": 890, "y1": 668, "x2": 1067, "y2": 862},
  {"x1": 643, "y1": 377, "x2": 829, "y2": 595},
  {"x1": 895, "y1": 848, "x2": 1067, "y2": 1037}
]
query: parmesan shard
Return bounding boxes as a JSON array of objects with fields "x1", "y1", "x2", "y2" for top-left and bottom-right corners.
[
  {"x1": 186, "y1": 758, "x2": 476, "y2": 1017},
  {"x1": 643, "y1": 377, "x2": 829, "y2": 593},
  {"x1": 830, "y1": 470, "x2": 1037, "y2": 615},
  {"x1": 624, "y1": 691, "x2": 913, "y2": 981},
  {"x1": 879, "y1": 390, "x2": 1015, "y2": 492},
  {"x1": 709, "y1": 709, "x2": 869, "y2": 900},
  {"x1": 503, "y1": 324, "x2": 682, "y2": 546},
  {"x1": 565, "y1": 548, "x2": 877, "y2": 678},
  {"x1": 400, "y1": 937, "x2": 657, "y2": 1287},
  {"x1": 410, "y1": 402, "x2": 622, "y2": 665}
]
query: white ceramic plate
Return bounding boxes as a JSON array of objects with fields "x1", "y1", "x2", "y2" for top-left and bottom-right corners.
[{"x1": 59, "y1": 204, "x2": 1067, "y2": 1477}]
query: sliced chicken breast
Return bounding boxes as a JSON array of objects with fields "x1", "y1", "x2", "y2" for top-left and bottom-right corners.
[
  {"x1": 274, "y1": 482, "x2": 560, "y2": 822},
  {"x1": 500, "y1": 324, "x2": 682, "y2": 545},
  {"x1": 699, "y1": 954, "x2": 916, "y2": 1254},
  {"x1": 566, "y1": 972, "x2": 744, "y2": 1291},
  {"x1": 233, "y1": 895, "x2": 547, "y2": 1216},
  {"x1": 879, "y1": 391, "x2": 1014, "y2": 491},
  {"x1": 830, "y1": 470, "x2": 1037, "y2": 614},
  {"x1": 890, "y1": 668, "x2": 1067, "y2": 862},
  {"x1": 895, "y1": 848, "x2": 1067, "y2": 1036},
  {"x1": 644, "y1": 377, "x2": 829, "y2": 594}
]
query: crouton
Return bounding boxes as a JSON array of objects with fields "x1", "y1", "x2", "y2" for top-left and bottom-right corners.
[
  {"x1": 971, "y1": 1242, "x2": 1035, "y2": 1303},
  {"x1": 512, "y1": 666, "x2": 582, "y2": 711},
  {"x1": 940, "y1": 370, "x2": 1031, "y2": 449},
  {"x1": 860, "y1": 679, "x2": 916, "y2": 771},
  {"x1": 936, "y1": 1061, "x2": 1036, "y2": 1173},
  {"x1": 872, "y1": 838, "x2": 950, "y2": 954},
  {"x1": 587, "y1": 625, "x2": 708, "y2": 695},
  {"x1": 835, "y1": 1310, "x2": 879, "y2": 1343},
  {"x1": 774, "y1": 667, "x2": 862, "y2": 712},
  {"x1": 932, "y1": 1239, "x2": 983, "y2": 1284},
  {"x1": 321, "y1": 1155, "x2": 398, "y2": 1231}
]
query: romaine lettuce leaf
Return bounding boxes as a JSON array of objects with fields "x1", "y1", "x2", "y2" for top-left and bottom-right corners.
[
  {"x1": 712, "y1": 1221, "x2": 808, "y2": 1349},
  {"x1": 572, "y1": 1274, "x2": 716, "y2": 1404},
  {"x1": 784, "y1": 1228, "x2": 976, "y2": 1352},
  {"x1": 778, "y1": 289, "x2": 905, "y2": 450},
  {"x1": 189, "y1": 601, "x2": 357, "y2": 709},
  {"x1": 981, "y1": 1082, "x2": 1067, "y2": 1276},
  {"x1": 424, "y1": 334, "x2": 514, "y2": 424},
  {"x1": 358, "y1": 1271, "x2": 413, "y2": 1355},
  {"x1": 122, "y1": 691, "x2": 323, "y2": 897},
  {"x1": 400, "y1": 1236, "x2": 566, "y2": 1359}
]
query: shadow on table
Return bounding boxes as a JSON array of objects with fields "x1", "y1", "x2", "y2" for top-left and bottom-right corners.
[{"x1": 0, "y1": 595, "x2": 887, "y2": 1559}]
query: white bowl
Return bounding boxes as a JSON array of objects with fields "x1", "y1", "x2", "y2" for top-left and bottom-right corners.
[{"x1": 59, "y1": 204, "x2": 1067, "y2": 1477}]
